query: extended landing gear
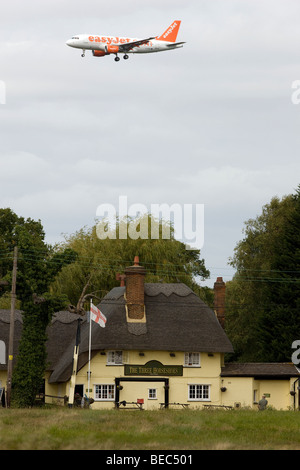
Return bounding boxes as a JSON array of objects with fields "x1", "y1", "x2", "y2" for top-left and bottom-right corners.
[
  {"x1": 114, "y1": 54, "x2": 129, "y2": 62},
  {"x1": 81, "y1": 50, "x2": 85, "y2": 57}
]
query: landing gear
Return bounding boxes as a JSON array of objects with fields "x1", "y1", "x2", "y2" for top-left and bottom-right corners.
[
  {"x1": 114, "y1": 54, "x2": 129, "y2": 62},
  {"x1": 81, "y1": 50, "x2": 85, "y2": 57}
]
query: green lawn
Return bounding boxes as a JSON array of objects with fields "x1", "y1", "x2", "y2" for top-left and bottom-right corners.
[{"x1": 1, "y1": 407, "x2": 300, "y2": 450}]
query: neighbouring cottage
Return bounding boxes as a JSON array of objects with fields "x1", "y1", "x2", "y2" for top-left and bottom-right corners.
[{"x1": 0, "y1": 257, "x2": 299, "y2": 410}]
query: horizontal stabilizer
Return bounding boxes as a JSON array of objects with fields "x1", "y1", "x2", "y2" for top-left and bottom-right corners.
[{"x1": 166, "y1": 41, "x2": 186, "y2": 47}]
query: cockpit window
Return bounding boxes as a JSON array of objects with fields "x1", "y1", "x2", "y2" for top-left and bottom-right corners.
[{"x1": 72, "y1": 36, "x2": 79, "y2": 39}]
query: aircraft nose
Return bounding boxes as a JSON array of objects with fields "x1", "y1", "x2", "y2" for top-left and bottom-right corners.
[{"x1": 66, "y1": 39, "x2": 72, "y2": 46}]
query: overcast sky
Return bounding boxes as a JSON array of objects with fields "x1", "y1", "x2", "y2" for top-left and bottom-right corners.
[{"x1": 1, "y1": 0, "x2": 300, "y2": 287}]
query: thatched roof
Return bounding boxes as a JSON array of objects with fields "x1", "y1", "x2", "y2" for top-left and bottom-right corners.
[
  {"x1": 1, "y1": 283, "x2": 234, "y2": 383},
  {"x1": 48, "y1": 283, "x2": 234, "y2": 383},
  {"x1": 0, "y1": 309, "x2": 84, "y2": 371}
]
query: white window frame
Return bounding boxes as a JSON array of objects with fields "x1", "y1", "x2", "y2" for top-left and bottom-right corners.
[
  {"x1": 148, "y1": 388, "x2": 157, "y2": 400},
  {"x1": 184, "y1": 352, "x2": 200, "y2": 367},
  {"x1": 188, "y1": 384, "x2": 210, "y2": 401},
  {"x1": 94, "y1": 384, "x2": 115, "y2": 401},
  {"x1": 107, "y1": 350, "x2": 123, "y2": 365}
]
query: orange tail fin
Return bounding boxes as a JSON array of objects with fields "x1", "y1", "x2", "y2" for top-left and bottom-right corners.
[{"x1": 156, "y1": 20, "x2": 181, "y2": 42}]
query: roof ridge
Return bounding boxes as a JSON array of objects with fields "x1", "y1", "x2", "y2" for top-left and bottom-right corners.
[{"x1": 144, "y1": 283, "x2": 194, "y2": 298}]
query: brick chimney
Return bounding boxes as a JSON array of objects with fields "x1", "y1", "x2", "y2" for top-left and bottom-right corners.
[
  {"x1": 214, "y1": 277, "x2": 226, "y2": 328},
  {"x1": 124, "y1": 256, "x2": 146, "y2": 321}
]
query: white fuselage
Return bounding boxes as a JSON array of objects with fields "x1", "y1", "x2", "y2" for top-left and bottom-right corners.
[{"x1": 66, "y1": 34, "x2": 183, "y2": 54}]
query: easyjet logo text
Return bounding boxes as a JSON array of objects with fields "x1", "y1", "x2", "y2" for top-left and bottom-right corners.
[
  {"x1": 89, "y1": 36, "x2": 153, "y2": 46},
  {"x1": 162, "y1": 22, "x2": 177, "y2": 39}
]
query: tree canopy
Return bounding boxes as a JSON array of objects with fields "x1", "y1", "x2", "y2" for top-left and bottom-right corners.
[
  {"x1": 225, "y1": 186, "x2": 300, "y2": 362},
  {"x1": 50, "y1": 214, "x2": 211, "y2": 308},
  {"x1": 0, "y1": 208, "x2": 76, "y2": 406}
]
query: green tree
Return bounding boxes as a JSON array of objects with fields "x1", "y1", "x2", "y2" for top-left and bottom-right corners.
[
  {"x1": 226, "y1": 190, "x2": 299, "y2": 361},
  {"x1": 50, "y1": 214, "x2": 210, "y2": 308},
  {"x1": 255, "y1": 186, "x2": 300, "y2": 361},
  {"x1": 0, "y1": 208, "x2": 76, "y2": 407}
]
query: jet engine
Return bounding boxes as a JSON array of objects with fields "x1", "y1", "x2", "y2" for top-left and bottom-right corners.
[{"x1": 92, "y1": 50, "x2": 107, "y2": 57}]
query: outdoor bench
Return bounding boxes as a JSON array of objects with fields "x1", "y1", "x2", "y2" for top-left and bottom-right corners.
[{"x1": 160, "y1": 402, "x2": 190, "y2": 409}]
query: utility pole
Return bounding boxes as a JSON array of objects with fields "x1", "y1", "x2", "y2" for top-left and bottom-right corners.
[{"x1": 6, "y1": 245, "x2": 18, "y2": 408}]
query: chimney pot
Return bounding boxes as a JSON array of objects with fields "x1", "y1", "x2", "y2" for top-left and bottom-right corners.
[{"x1": 116, "y1": 273, "x2": 126, "y2": 287}]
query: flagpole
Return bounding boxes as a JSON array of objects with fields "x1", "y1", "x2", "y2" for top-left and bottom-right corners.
[{"x1": 88, "y1": 297, "x2": 92, "y2": 398}]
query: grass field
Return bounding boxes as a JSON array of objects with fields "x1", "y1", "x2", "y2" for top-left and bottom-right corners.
[{"x1": 1, "y1": 407, "x2": 300, "y2": 450}]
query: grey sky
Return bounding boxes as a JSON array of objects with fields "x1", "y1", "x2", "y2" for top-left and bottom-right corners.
[{"x1": 1, "y1": 0, "x2": 300, "y2": 287}]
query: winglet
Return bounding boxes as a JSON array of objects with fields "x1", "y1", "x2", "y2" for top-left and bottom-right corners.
[{"x1": 156, "y1": 21, "x2": 181, "y2": 43}]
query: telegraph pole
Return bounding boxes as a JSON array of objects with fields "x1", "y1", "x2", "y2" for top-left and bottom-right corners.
[{"x1": 6, "y1": 246, "x2": 18, "y2": 408}]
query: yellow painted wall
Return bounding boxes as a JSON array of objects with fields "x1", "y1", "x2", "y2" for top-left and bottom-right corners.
[
  {"x1": 220, "y1": 377, "x2": 255, "y2": 408},
  {"x1": 220, "y1": 376, "x2": 296, "y2": 410},
  {"x1": 0, "y1": 371, "x2": 6, "y2": 389},
  {"x1": 258, "y1": 379, "x2": 295, "y2": 410},
  {"x1": 50, "y1": 351, "x2": 297, "y2": 411},
  {"x1": 1, "y1": 349, "x2": 297, "y2": 410},
  {"x1": 44, "y1": 372, "x2": 67, "y2": 406},
  {"x1": 46, "y1": 350, "x2": 225, "y2": 410}
]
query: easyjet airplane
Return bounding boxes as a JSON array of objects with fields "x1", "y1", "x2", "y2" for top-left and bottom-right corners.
[{"x1": 66, "y1": 21, "x2": 185, "y2": 62}]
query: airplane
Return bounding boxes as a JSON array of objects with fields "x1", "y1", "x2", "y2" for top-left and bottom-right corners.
[{"x1": 66, "y1": 21, "x2": 185, "y2": 62}]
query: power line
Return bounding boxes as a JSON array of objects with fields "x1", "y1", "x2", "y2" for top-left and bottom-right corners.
[
  {"x1": 0, "y1": 249, "x2": 298, "y2": 273},
  {"x1": 0, "y1": 249, "x2": 299, "y2": 283},
  {"x1": 0, "y1": 248, "x2": 298, "y2": 274}
]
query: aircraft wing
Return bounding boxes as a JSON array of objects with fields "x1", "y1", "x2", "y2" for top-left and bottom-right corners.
[{"x1": 118, "y1": 37, "x2": 156, "y2": 52}]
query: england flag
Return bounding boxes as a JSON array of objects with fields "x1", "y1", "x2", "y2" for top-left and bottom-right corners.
[{"x1": 90, "y1": 303, "x2": 107, "y2": 328}]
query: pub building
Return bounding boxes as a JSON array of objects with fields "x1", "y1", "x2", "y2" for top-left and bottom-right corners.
[{"x1": 1, "y1": 257, "x2": 299, "y2": 410}]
